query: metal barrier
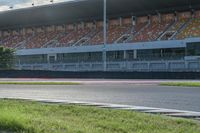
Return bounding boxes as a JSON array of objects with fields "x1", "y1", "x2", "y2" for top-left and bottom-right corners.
[{"x1": 15, "y1": 59, "x2": 200, "y2": 72}]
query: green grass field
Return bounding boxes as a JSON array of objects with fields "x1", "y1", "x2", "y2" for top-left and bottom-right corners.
[
  {"x1": 160, "y1": 82, "x2": 200, "y2": 87},
  {"x1": 0, "y1": 99, "x2": 199, "y2": 133},
  {"x1": 0, "y1": 81, "x2": 80, "y2": 85}
]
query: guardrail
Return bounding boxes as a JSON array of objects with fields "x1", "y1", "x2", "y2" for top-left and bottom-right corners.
[{"x1": 15, "y1": 60, "x2": 200, "y2": 72}]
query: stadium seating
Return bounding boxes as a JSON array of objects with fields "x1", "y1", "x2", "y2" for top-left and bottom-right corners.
[
  {"x1": 1, "y1": 11, "x2": 200, "y2": 49},
  {"x1": 176, "y1": 18, "x2": 200, "y2": 39},
  {"x1": 160, "y1": 19, "x2": 188, "y2": 40},
  {"x1": 57, "y1": 28, "x2": 92, "y2": 47},
  {"x1": 26, "y1": 31, "x2": 58, "y2": 49},
  {"x1": 89, "y1": 24, "x2": 132, "y2": 45},
  {"x1": 89, "y1": 28, "x2": 103, "y2": 45},
  {"x1": 133, "y1": 21, "x2": 171, "y2": 42},
  {"x1": 1, "y1": 34, "x2": 32, "y2": 48},
  {"x1": 107, "y1": 25, "x2": 132, "y2": 44}
]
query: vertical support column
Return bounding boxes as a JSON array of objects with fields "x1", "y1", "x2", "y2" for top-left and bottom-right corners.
[
  {"x1": 166, "y1": 62, "x2": 169, "y2": 71},
  {"x1": 123, "y1": 50, "x2": 127, "y2": 60},
  {"x1": 158, "y1": 12, "x2": 161, "y2": 23},
  {"x1": 174, "y1": 11, "x2": 178, "y2": 22},
  {"x1": 134, "y1": 49, "x2": 137, "y2": 59},
  {"x1": 132, "y1": 16, "x2": 136, "y2": 26},
  {"x1": 52, "y1": 25, "x2": 55, "y2": 32},
  {"x1": 33, "y1": 27, "x2": 36, "y2": 36},
  {"x1": 22, "y1": 28, "x2": 25, "y2": 37},
  {"x1": 47, "y1": 55, "x2": 50, "y2": 64},
  {"x1": 148, "y1": 15, "x2": 151, "y2": 25},
  {"x1": 44, "y1": 26, "x2": 47, "y2": 36},
  {"x1": 191, "y1": 9, "x2": 195, "y2": 18},
  {"x1": 64, "y1": 24, "x2": 67, "y2": 33},
  {"x1": 147, "y1": 62, "x2": 150, "y2": 72},
  {"x1": 54, "y1": 54, "x2": 57, "y2": 63},
  {"x1": 18, "y1": 58, "x2": 21, "y2": 70},
  {"x1": 123, "y1": 50, "x2": 127, "y2": 70},
  {"x1": 185, "y1": 61, "x2": 189, "y2": 71},
  {"x1": 103, "y1": 0, "x2": 107, "y2": 71},
  {"x1": 74, "y1": 23, "x2": 77, "y2": 31},
  {"x1": 119, "y1": 17, "x2": 122, "y2": 26},
  {"x1": 185, "y1": 45, "x2": 188, "y2": 57}
]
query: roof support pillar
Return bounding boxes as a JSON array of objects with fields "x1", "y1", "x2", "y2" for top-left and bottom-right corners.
[{"x1": 103, "y1": 0, "x2": 107, "y2": 71}]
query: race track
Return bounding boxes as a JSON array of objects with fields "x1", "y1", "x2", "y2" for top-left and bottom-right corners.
[{"x1": 0, "y1": 79, "x2": 199, "y2": 112}]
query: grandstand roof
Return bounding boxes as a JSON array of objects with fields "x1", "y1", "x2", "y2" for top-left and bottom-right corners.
[{"x1": 0, "y1": 0, "x2": 200, "y2": 29}]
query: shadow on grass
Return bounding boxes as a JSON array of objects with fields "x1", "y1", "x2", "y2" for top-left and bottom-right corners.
[
  {"x1": 0, "y1": 122, "x2": 34, "y2": 133},
  {"x1": 0, "y1": 112, "x2": 34, "y2": 133}
]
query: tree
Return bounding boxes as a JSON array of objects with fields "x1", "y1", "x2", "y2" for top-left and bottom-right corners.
[{"x1": 0, "y1": 46, "x2": 15, "y2": 69}]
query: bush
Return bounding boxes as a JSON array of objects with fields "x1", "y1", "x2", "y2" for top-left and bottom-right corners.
[{"x1": 0, "y1": 46, "x2": 15, "y2": 69}]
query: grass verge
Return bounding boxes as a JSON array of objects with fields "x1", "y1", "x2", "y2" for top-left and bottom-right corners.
[
  {"x1": 160, "y1": 82, "x2": 200, "y2": 87},
  {"x1": 0, "y1": 81, "x2": 80, "y2": 85},
  {"x1": 0, "y1": 99, "x2": 199, "y2": 133}
]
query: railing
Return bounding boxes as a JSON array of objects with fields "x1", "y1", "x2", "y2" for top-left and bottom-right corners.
[{"x1": 15, "y1": 59, "x2": 200, "y2": 72}]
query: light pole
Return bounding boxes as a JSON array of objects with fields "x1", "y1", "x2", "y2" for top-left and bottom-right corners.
[{"x1": 103, "y1": 0, "x2": 107, "y2": 71}]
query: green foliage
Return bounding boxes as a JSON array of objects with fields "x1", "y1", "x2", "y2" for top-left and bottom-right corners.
[
  {"x1": 160, "y1": 82, "x2": 200, "y2": 87},
  {"x1": 0, "y1": 99, "x2": 200, "y2": 133},
  {"x1": 0, "y1": 46, "x2": 15, "y2": 69}
]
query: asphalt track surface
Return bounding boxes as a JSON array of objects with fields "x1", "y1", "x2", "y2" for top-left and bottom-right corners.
[{"x1": 0, "y1": 79, "x2": 200, "y2": 112}]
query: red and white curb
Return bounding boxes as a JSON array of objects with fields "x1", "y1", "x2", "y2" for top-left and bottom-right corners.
[{"x1": 2, "y1": 97, "x2": 200, "y2": 121}]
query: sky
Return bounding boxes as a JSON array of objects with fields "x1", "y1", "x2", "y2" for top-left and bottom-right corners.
[{"x1": 0, "y1": 0, "x2": 73, "y2": 11}]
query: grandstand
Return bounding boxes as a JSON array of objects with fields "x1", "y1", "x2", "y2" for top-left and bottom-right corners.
[{"x1": 1, "y1": 0, "x2": 200, "y2": 72}]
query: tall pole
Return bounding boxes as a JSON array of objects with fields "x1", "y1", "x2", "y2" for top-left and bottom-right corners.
[{"x1": 103, "y1": 0, "x2": 107, "y2": 71}]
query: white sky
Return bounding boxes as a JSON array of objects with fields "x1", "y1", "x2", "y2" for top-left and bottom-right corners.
[{"x1": 0, "y1": 0, "x2": 73, "y2": 11}]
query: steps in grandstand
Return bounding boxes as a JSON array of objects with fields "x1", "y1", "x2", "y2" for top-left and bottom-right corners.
[
  {"x1": 115, "y1": 25, "x2": 135, "y2": 43},
  {"x1": 171, "y1": 18, "x2": 192, "y2": 39},
  {"x1": 72, "y1": 29, "x2": 97, "y2": 46},
  {"x1": 15, "y1": 40, "x2": 26, "y2": 49},
  {"x1": 115, "y1": 34, "x2": 132, "y2": 43},
  {"x1": 42, "y1": 40, "x2": 58, "y2": 48},
  {"x1": 128, "y1": 22, "x2": 150, "y2": 43},
  {"x1": 73, "y1": 37, "x2": 90, "y2": 46},
  {"x1": 16, "y1": 35, "x2": 34, "y2": 49},
  {"x1": 157, "y1": 21, "x2": 177, "y2": 40}
]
